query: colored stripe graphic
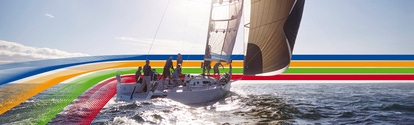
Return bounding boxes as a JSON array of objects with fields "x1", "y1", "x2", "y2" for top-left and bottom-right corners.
[
  {"x1": 290, "y1": 61, "x2": 414, "y2": 67},
  {"x1": 284, "y1": 68, "x2": 414, "y2": 74},
  {"x1": 0, "y1": 68, "x2": 135, "y2": 124},
  {"x1": 121, "y1": 67, "x2": 414, "y2": 74},
  {"x1": 0, "y1": 62, "x2": 140, "y2": 115},
  {"x1": 238, "y1": 74, "x2": 414, "y2": 80},
  {"x1": 0, "y1": 54, "x2": 414, "y2": 124},
  {"x1": 49, "y1": 75, "x2": 135, "y2": 124},
  {"x1": 2, "y1": 54, "x2": 414, "y2": 85}
]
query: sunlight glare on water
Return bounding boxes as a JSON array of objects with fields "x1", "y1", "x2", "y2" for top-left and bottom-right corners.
[{"x1": 90, "y1": 81, "x2": 414, "y2": 124}]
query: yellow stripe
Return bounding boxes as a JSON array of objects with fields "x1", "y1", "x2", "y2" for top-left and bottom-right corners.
[
  {"x1": 2, "y1": 60, "x2": 414, "y2": 114},
  {"x1": 181, "y1": 61, "x2": 243, "y2": 67},
  {"x1": 0, "y1": 60, "x2": 245, "y2": 114},
  {"x1": 103, "y1": 60, "x2": 245, "y2": 67},
  {"x1": 290, "y1": 61, "x2": 414, "y2": 67},
  {"x1": 0, "y1": 61, "x2": 146, "y2": 114},
  {"x1": 107, "y1": 60, "x2": 414, "y2": 67}
]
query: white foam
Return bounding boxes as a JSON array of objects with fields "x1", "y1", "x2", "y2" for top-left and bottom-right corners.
[{"x1": 112, "y1": 117, "x2": 139, "y2": 125}]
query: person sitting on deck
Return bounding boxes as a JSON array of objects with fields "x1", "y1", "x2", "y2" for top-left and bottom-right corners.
[
  {"x1": 150, "y1": 68, "x2": 159, "y2": 81},
  {"x1": 135, "y1": 66, "x2": 142, "y2": 83},
  {"x1": 213, "y1": 62, "x2": 224, "y2": 79}
]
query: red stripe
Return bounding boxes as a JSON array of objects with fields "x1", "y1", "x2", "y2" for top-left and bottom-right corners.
[
  {"x1": 235, "y1": 74, "x2": 414, "y2": 80},
  {"x1": 61, "y1": 74, "x2": 413, "y2": 124},
  {"x1": 53, "y1": 75, "x2": 135, "y2": 125}
]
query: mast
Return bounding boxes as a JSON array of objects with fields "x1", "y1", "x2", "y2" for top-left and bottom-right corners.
[{"x1": 203, "y1": 0, "x2": 215, "y2": 61}]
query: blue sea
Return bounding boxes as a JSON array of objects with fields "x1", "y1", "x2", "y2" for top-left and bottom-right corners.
[{"x1": 91, "y1": 81, "x2": 414, "y2": 125}]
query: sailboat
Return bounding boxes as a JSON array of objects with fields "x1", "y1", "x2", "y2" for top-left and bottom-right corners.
[{"x1": 116, "y1": 0, "x2": 305, "y2": 104}]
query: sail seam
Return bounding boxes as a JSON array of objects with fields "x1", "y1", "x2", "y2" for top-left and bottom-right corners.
[{"x1": 249, "y1": 16, "x2": 289, "y2": 29}]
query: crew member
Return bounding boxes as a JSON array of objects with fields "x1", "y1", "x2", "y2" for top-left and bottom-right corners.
[
  {"x1": 142, "y1": 60, "x2": 152, "y2": 93},
  {"x1": 135, "y1": 66, "x2": 142, "y2": 83}
]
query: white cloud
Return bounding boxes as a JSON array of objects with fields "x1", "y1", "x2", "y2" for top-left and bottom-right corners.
[
  {"x1": 44, "y1": 13, "x2": 55, "y2": 18},
  {"x1": 0, "y1": 40, "x2": 89, "y2": 64}
]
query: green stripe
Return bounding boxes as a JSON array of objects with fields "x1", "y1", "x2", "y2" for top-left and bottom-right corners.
[
  {"x1": 284, "y1": 68, "x2": 414, "y2": 74},
  {"x1": 26, "y1": 68, "x2": 135, "y2": 124},
  {"x1": 142, "y1": 68, "x2": 239, "y2": 74},
  {"x1": 155, "y1": 67, "x2": 414, "y2": 74},
  {"x1": 15, "y1": 67, "x2": 414, "y2": 124}
]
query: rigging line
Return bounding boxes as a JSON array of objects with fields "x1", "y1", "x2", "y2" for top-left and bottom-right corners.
[
  {"x1": 180, "y1": 0, "x2": 189, "y2": 54},
  {"x1": 183, "y1": 0, "x2": 193, "y2": 62},
  {"x1": 147, "y1": 0, "x2": 171, "y2": 59}
]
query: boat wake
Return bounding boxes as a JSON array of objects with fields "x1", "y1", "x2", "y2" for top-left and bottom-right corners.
[{"x1": 91, "y1": 92, "x2": 303, "y2": 124}]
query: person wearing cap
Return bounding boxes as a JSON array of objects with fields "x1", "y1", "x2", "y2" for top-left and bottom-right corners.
[{"x1": 142, "y1": 60, "x2": 152, "y2": 93}]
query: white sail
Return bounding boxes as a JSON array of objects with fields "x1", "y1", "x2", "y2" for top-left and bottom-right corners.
[{"x1": 204, "y1": 0, "x2": 244, "y2": 62}]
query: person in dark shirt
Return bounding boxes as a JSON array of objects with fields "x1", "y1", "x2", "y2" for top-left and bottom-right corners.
[
  {"x1": 141, "y1": 60, "x2": 152, "y2": 93},
  {"x1": 143, "y1": 60, "x2": 152, "y2": 76},
  {"x1": 213, "y1": 62, "x2": 224, "y2": 78},
  {"x1": 135, "y1": 66, "x2": 142, "y2": 83},
  {"x1": 176, "y1": 53, "x2": 183, "y2": 67},
  {"x1": 203, "y1": 45, "x2": 212, "y2": 76},
  {"x1": 151, "y1": 69, "x2": 159, "y2": 81},
  {"x1": 163, "y1": 56, "x2": 174, "y2": 84},
  {"x1": 176, "y1": 53, "x2": 183, "y2": 73},
  {"x1": 172, "y1": 64, "x2": 182, "y2": 86}
]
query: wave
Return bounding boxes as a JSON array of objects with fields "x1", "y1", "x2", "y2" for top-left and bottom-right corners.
[{"x1": 382, "y1": 103, "x2": 414, "y2": 112}]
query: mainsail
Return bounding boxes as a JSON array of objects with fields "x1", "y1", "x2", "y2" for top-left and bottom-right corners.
[
  {"x1": 244, "y1": 0, "x2": 305, "y2": 76},
  {"x1": 204, "y1": 0, "x2": 244, "y2": 63}
]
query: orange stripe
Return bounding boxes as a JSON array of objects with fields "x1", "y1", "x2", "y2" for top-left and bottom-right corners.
[
  {"x1": 108, "y1": 60, "x2": 245, "y2": 67},
  {"x1": 290, "y1": 61, "x2": 414, "y2": 67},
  {"x1": 181, "y1": 61, "x2": 243, "y2": 67},
  {"x1": 0, "y1": 61, "x2": 149, "y2": 114},
  {"x1": 0, "y1": 60, "x2": 241, "y2": 114},
  {"x1": 2, "y1": 60, "x2": 414, "y2": 114},
  {"x1": 109, "y1": 61, "x2": 414, "y2": 67}
]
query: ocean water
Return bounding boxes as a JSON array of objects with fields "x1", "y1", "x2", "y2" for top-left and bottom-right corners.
[{"x1": 91, "y1": 81, "x2": 414, "y2": 125}]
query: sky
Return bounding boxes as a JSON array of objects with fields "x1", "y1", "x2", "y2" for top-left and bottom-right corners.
[{"x1": 1, "y1": 0, "x2": 414, "y2": 64}]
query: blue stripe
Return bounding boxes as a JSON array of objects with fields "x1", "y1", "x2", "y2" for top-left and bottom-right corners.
[
  {"x1": 1, "y1": 54, "x2": 414, "y2": 85},
  {"x1": 0, "y1": 55, "x2": 144, "y2": 85},
  {"x1": 102, "y1": 54, "x2": 414, "y2": 60},
  {"x1": 291, "y1": 55, "x2": 414, "y2": 60}
]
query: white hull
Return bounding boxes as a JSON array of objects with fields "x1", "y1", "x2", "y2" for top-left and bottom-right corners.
[
  {"x1": 116, "y1": 82, "x2": 141, "y2": 100},
  {"x1": 166, "y1": 82, "x2": 231, "y2": 104},
  {"x1": 115, "y1": 74, "x2": 232, "y2": 104}
]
